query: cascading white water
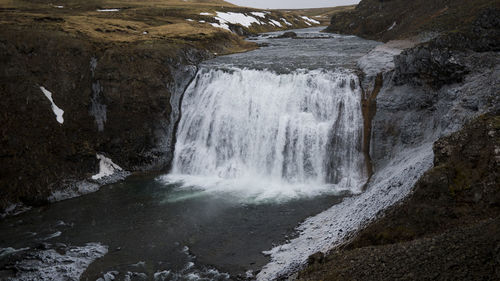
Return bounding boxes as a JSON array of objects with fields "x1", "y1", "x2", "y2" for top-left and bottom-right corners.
[{"x1": 164, "y1": 67, "x2": 367, "y2": 201}]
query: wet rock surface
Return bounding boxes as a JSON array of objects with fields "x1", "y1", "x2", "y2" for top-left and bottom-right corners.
[
  {"x1": 276, "y1": 31, "x2": 298, "y2": 38},
  {"x1": 0, "y1": 243, "x2": 108, "y2": 281}
]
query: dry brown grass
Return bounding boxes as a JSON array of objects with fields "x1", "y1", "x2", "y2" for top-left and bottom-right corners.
[
  {"x1": 0, "y1": 0, "x2": 326, "y2": 53},
  {"x1": 0, "y1": 0, "x2": 250, "y2": 45}
]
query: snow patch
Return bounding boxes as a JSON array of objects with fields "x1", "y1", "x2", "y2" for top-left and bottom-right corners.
[
  {"x1": 97, "y1": 9, "x2": 119, "y2": 12},
  {"x1": 281, "y1": 18, "x2": 292, "y2": 26},
  {"x1": 387, "y1": 21, "x2": 397, "y2": 31},
  {"x1": 0, "y1": 247, "x2": 30, "y2": 258},
  {"x1": 92, "y1": 154, "x2": 123, "y2": 180},
  {"x1": 1, "y1": 203, "x2": 31, "y2": 218},
  {"x1": 4, "y1": 243, "x2": 108, "y2": 281},
  {"x1": 214, "y1": 12, "x2": 260, "y2": 28},
  {"x1": 269, "y1": 19, "x2": 282, "y2": 27},
  {"x1": 199, "y1": 12, "x2": 212, "y2": 16},
  {"x1": 48, "y1": 180, "x2": 100, "y2": 202},
  {"x1": 250, "y1": 12, "x2": 266, "y2": 18},
  {"x1": 40, "y1": 86, "x2": 64, "y2": 124},
  {"x1": 186, "y1": 19, "x2": 194, "y2": 22},
  {"x1": 210, "y1": 22, "x2": 230, "y2": 31},
  {"x1": 301, "y1": 16, "x2": 320, "y2": 25}
]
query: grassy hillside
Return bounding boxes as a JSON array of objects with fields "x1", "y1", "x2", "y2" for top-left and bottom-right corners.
[{"x1": 0, "y1": 0, "x2": 321, "y2": 48}]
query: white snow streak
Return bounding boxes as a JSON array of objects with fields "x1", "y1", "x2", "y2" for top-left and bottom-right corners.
[
  {"x1": 387, "y1": 21, "x2": 397, "y2": 31},
  {"x1": 40, "y1": 86, "x2": 64, "y2": 124},
  {"x1": 97, "y1": 9, "x2": 119, "y2": 12},
  {"x1": 5, "y1": 243, "x2": 108, "y2": 281},
  {"x1": 92, "y1": 154, "x2": 123, "y2": 180},
  {"x1": 269, "y1": 19, "x2": 282, "y2": 27},
  {"x1": 301, "y1": 16, "x2": 320, "y2": 25},
  {"x1": 281, "y1": 18, "x2": 292, "y2": 26},
  {"x1": 250, "y1": 12, "x2": 266, "y2": 18}
]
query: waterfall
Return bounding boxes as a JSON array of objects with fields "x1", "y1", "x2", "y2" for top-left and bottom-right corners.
[{"x1": 164, "y1": 67, "x2": 367, "y2": 201}]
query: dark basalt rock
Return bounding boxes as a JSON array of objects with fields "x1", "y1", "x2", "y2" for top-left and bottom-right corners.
[
  {"x1": 276, "y1": 31, "x2": 298, "y2": 38},
  {"x1": 325, "y1": 0, "x2": 500, "y2": 46},
  {"x1": 0, "y1": 29, "x2": 212, "y2": 208},
  {"x1": 393, "y1": 44, "x2": 469, "y2": 89},
  {"x1": 391, "y1": 8, "x2": 500, "y2": 90}
]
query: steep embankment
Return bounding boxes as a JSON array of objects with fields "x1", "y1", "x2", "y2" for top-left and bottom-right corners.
[
  {"x1": 294, "y1": 1, "x2": 500, "y2": 280},
  {"x1": 299, "y1": 113, "x2": 500, "y2": 280},
  {"x1": 0, "y1": 0, "x2": 323, "y2": 211}
]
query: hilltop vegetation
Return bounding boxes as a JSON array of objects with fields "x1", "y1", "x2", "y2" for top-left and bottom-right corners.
[{"x1": 0, "y1": 0, "x2": 322, "y2": 48}]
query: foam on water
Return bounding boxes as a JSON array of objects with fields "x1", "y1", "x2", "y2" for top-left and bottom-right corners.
[{"x1": 161, "y1": 67, "x2": 367, "y2": 202}]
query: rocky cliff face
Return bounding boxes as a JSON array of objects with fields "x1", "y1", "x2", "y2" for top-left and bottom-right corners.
[
  {"x1": 326, "y1": 0, "x2": 499, "y2": 44},
  {"x1": 298, "y1": 113, "x2": 500, "y2": 280},
  {"x1": 0, "y1": 28, "x2": 247, "y2": 208}
]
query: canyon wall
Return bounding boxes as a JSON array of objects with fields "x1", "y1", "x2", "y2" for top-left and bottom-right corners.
[{"x1": 0, "y1": 28, "x2": 251, "y2": 208}]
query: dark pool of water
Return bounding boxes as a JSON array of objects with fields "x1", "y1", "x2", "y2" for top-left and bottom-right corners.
[{"x1": 0, "y1": 174, "x2": 347, "y2": 280}]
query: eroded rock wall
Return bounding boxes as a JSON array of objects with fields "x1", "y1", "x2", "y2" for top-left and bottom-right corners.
[{"x1": 0, "y1": 29, "x2": 211, "y2": 208}]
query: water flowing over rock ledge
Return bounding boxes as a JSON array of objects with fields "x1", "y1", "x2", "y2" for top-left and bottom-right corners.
[
  {"x1": 168, "y1": 67, "x2": 367, "y2": 202},
  {"x1": 257, "y1": 37, "x2": 500, "y2": 279}
]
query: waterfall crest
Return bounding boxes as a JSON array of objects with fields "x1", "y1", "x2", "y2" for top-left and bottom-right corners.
[{"x1": 164, "y1": 67, "x2": 367, "y2": 201}]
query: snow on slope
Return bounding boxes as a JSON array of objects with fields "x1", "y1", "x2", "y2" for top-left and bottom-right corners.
[
  {"x1": 214, "y1": 12, "x2": 260, "y2": 28},
  {"x1": 301, "y1": 16, "x2": 320, "y2": 25},
  {"x1": 4, "y1": 243, "x2": 108, "y2": 281},
  {"x1": 40, "y1": 86, "x2": 64, "y2": 124},
  {"x1": 92, "y1": 153, "x2": 123, "y2": 180}
]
